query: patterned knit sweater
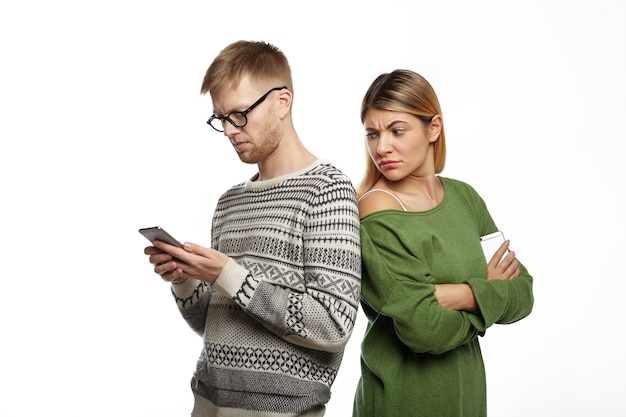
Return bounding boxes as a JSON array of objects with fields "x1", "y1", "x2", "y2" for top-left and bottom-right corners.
[{"x1": 171, "y1": 160, "x2": 361, "y2": 415}]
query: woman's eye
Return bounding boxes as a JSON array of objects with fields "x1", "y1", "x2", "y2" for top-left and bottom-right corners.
[
  {"x1": 393, "y1": 129, "x2": 405, "y2": 135},
  {"x1": 366, "y1": 132, "x2": 378, "y2": 140}
]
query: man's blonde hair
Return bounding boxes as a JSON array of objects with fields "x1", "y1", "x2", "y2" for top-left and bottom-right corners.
[{"x1": 200, "y1": 40, "x2": 293, "y2": 95}]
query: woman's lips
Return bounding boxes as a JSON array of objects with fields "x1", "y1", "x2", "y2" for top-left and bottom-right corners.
[{"x1": 379, "y1": 160, "x2": 399, "y2": 169}]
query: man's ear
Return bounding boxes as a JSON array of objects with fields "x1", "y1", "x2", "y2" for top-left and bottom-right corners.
[
  {"x1": 277, "y1": 89, "x2": 292, "y2": 118},
  {"x1": 429, "y1": 114, "x2": 443, "y2": 143}
]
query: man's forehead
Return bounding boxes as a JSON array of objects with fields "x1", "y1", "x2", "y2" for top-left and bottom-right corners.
[{"x1": 211, "y1": 78, "x2": 267, "y2": 114}]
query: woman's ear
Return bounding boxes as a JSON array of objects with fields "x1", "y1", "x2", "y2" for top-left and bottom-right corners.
[{"x1": 429, "y1": 114, "x2": 443, "y2": 143}]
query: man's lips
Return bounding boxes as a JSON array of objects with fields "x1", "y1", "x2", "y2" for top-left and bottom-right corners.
[{"x1": 232, "y1": 141, "x2": 249, "y2": 151}]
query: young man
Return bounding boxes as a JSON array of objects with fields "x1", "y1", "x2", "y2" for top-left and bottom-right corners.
[{"x1": 143, "y1": 40, "x2": 361, "y2": 417}]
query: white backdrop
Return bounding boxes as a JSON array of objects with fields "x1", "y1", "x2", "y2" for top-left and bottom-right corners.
[{"x1": 1, "y1": 1, "x2": 624, "y2": 416}]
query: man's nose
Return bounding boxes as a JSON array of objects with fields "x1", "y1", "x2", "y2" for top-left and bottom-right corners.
[{"x1": 223, "y1": 120, "x2": 241, "y2": 136}]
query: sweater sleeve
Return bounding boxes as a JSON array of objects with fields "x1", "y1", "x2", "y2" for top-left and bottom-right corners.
[
  {"x1": 170, "y1": 279, "x2": 212, "y2": 336},
  {"x1": 469, "y1": 262, "x2": 534, "y2": 327},
  {"x1": 213, "y1": 175, "x2": 362, "y2": 353},
  {"x1": 465, "y1": 182, "x2": 535, "y2": 328},
  {"x1": 360, "y1": 223, "x2": 485, "y2": 355}
]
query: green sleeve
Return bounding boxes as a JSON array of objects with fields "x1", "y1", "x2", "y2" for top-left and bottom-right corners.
[
  {"x1": 469, "y1": 262, "x2": 534, "y2": 327},
  {"x1": 360, "y1": 224, "x2": 486, "y2": 355},
  {"x1": 465, "y1": 181, "x2": 535, "y2": 328}
]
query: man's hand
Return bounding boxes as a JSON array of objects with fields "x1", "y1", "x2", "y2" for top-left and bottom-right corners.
[
  {"x1": 144, "y1": 243, "x2": 189, "y2": 284},
  {"x1": 145, "y1": 241, "x2": 229, "y2": 285}
]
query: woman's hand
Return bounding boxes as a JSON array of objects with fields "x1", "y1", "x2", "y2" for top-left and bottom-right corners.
[
  {"x1": 486, "y1": 240, "x2": 520, "y2": 280},
  {"x1": 434, "y1": 240, "x2": 522, "y2": 312},
  {"x1": 434, "y1": 283, "x2": 478, "y2": 312}
]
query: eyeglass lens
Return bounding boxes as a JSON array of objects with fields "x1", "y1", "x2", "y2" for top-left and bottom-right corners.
[{"x1": 210, "y1": 113, "x2": 247, "y2": 131}]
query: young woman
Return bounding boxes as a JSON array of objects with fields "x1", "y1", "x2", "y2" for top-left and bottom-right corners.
[{"x1": 352, "y1": 69, "x2": 534, "y2": 417}]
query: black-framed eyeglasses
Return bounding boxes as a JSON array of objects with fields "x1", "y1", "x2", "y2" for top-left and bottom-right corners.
[{"x1": 207, "y1": 86, "x2": 288, "y2": 132}]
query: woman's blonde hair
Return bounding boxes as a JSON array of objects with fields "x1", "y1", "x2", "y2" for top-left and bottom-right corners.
[{"x1": 356, "y1": 69, "x2": 446, "y2": 197}]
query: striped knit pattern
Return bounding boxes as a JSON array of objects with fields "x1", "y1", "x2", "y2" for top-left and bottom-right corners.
[{"x1": 174, "y1": 160, "x2": 361, "y2": 415}]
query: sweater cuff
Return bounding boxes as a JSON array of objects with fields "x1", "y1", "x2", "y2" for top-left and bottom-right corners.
[
  {"x1": 212, "y1": 257, "x2": 248, "y2": 298},
  {"x1": 171, "y1": 278, "x2": 202, "y2": 298},
  {"x1": 468, "y1": 278, "x2": 507, "y2": 328}
]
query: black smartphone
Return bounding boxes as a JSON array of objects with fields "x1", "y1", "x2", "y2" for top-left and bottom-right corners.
[{"x1": 138, "y1": 226, "x2": 183, "y2": 247}]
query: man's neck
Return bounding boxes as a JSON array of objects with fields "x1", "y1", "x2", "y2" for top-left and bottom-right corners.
[{"x1": 257, "y1": 147, "x2": 317, "y2": 181}]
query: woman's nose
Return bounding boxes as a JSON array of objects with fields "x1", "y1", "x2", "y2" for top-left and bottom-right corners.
[{"x1": 377, "y1": 135, "x2": 392, "y2": 155}]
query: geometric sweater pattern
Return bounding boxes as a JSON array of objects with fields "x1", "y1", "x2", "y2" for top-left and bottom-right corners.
[{"x1": 171, "y1": 160, "x2": 362, "y2": 415}]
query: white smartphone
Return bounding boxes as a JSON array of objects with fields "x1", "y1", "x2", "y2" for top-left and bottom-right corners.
[
  {"x1": 480, "y1": 231, "x2": 507, "y2": 265},
  {"x1": 138, "y1": 226, "x2": 183, "y2": 247}
]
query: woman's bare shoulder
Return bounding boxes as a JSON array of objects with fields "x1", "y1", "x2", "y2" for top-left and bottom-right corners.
[{"x1": 358, "y1": 189, "x2": 406, "y2": 217}]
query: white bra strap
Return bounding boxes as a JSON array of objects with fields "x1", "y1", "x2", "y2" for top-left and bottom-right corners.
[{"x1": 358, "y1": 189, "x2": 408, "y2": 211}]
